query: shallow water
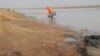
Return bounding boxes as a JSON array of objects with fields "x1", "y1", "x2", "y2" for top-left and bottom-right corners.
[{"x1": 16, "y1": 8, "x2": 100, "y2": 32}]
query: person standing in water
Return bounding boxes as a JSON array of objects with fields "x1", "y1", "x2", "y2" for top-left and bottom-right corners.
[{"x1": 47, "y1": 6, "x2": 56, "y2": 23}]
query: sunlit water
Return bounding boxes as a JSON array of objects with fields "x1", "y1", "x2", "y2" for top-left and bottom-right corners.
[{"x1": 16, "y1": 8, "x2": 100, "y2": 32}]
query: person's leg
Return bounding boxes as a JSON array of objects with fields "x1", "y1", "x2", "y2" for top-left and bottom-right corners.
[
  {"x1": 51, "y1": 15, "x2": 56, "y2": 24},
  {"x1": 48, "y1": 14, "x2": 51, "y2": 23},
  {"x1": 51, "y1": 15, "x2": 53, "y2": 23},
  {"x1": 48, "y1": 14, "x2": 50, "y2": 18},
  {"x1": 49, "y1": 14, "x2": 53, "y2": 23}
]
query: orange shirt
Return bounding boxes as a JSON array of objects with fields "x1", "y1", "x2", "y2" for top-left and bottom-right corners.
[{"x1": 47, "y1": 7, "x2": 54, "y2": 15}]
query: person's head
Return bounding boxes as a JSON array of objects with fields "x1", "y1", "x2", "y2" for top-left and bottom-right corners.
[{"x1": 46, "y1": 6, "x2": 49, "y2": 9}]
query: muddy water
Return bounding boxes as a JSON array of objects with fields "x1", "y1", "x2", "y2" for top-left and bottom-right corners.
[{"x1": 16, "y1": 9, "x2": 100, "y2": 32}]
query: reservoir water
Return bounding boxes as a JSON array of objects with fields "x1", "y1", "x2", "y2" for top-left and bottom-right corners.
[{"x1": 16, "y1": 8, "x2": 100, "y2": 32}]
